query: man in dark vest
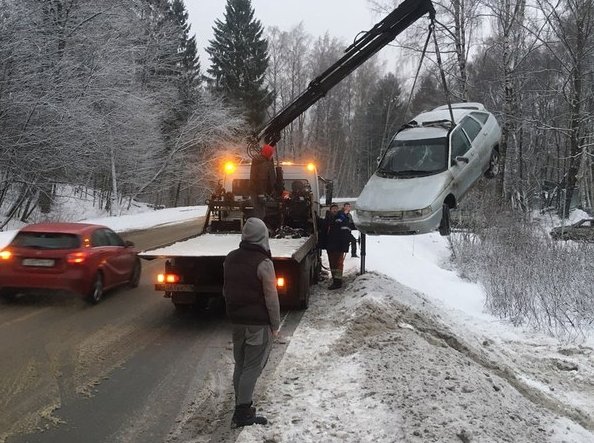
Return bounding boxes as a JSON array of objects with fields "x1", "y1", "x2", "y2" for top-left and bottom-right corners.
[{"x1": 223, "y1": 217, "x2": 280, "y2": 427}]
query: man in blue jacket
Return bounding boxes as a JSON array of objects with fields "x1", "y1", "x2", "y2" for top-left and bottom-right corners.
[{"x1": 326, "y1": 204, "x2": 351, "y2": 289}]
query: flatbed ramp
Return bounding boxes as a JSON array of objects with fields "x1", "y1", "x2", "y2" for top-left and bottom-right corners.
[{"x1": 139, "y1": 233, "x2": 315, "y2": 262}]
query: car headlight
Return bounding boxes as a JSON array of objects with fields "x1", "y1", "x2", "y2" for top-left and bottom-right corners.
[{"x1": 403, "y1": 206, "x2": 432, "y2": 218}]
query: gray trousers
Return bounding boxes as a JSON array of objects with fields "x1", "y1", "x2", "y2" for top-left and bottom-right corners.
[{"x1": 232, "y1": 325, "x2": 272, "y2": 405}]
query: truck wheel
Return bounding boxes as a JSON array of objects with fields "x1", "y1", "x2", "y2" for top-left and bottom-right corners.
[
  {"x1": 438, "y1": 204, "x2": 451, "y2": 236},
  {"x1": 87, "y1": 273, "x2": 104, "y2": 304},
  {"x1": 311, "y1": 255, "x2": 322, "y2": 284},
  {"x1": 128, "y1": 259, "x2": 141, "y2": 288},
  {"x1": 300, "y1": 261, "x2": 311, "y2": 309},
  {"x1": 299, "y1": 284, "x2": 310, "y2": 310}
]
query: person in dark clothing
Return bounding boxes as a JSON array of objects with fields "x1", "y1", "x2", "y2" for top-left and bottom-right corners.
[
  {"x1": 285, "y1": 180, "x2": 310, "y2": 230},
  {"x1": 223, "y1": 217, "x2": 281, "y2": 427},
  {"x1": 342, "y1": 202, "x2": 358, "y2": 257},
  {"x1": 325, "y1": 204, "x2": 351, "y2": 289},
  {"x1": 250, "y1": 144, "x2": 276, "y2": 219}
]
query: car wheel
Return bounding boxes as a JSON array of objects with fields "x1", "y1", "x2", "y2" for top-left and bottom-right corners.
[
  {"x1": 87, "y1": 273, "x2": 104, "y2": 304},
  {"x1": 485, "y1": 149, "x2": 500, "y2": 178},
  {"x1": 128, "y1": 259, "x2": 141, "y2": 288},
  {"x1": 439, "y1": 204, "x2": 451, "y2": 236}
]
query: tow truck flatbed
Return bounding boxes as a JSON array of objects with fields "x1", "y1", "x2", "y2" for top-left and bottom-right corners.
[{"x1": 139, "y1": 233, "x2": 316, "y2": 263}]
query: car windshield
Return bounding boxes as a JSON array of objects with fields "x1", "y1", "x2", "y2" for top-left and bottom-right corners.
[
  {"x1": 11, "y1": 232, "x2": 81, "y2": 250},
  {"x1": 378, "y1": 137, "x2": 448, "y2": 176}
]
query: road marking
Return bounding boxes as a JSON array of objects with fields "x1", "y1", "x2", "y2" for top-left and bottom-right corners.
[{"x1": 0, "y1": 307, "x2": 51, "y2": 329}]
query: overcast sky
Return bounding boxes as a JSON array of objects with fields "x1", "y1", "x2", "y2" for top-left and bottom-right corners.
[{"x1": 185, "y1": 0, "x2": 381, "y2": 71}]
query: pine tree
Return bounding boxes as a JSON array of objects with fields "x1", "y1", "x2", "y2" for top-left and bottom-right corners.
[
  {"x1": 170, "y1": 0, "x2": 201, "y2": 109},
  {"x1": 206, "y1": 0, "x2": 272, "y2": 128}
]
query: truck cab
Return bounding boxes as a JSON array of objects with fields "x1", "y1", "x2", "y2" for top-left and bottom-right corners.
[{"x1": 207, "y1": 161, "x2": 323, "y2": 235}]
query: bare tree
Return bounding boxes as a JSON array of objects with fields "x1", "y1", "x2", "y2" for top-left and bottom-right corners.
[
  {"x1": 266, "y1": 24, "x2": 311, "y2": 160},
  {"x1": 534, "y1": 0, "x2": 594, "y2": 216}
]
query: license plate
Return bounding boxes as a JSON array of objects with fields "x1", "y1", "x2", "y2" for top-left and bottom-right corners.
[
  {"x1": 22, "y1": 258, "x2": 55, "y2": 267},
  {"x1": 155, "y1": 283, "x2": 195, "y2": 293}
]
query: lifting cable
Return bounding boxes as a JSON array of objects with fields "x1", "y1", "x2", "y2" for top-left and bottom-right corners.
[
  {"x1": 403, "y1": 17, "x2": 455, "y2": 127},
  {"x1": 403, "y1": 20, "x2": 434, "y2": 119},
  {"x1": 431, "y1": 19, "x2": 455, "y2": 125}
]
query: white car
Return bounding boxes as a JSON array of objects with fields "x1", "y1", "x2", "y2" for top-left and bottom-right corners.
[{"x1": 354, "y1": 103, "x2": 501, "y2": 236}]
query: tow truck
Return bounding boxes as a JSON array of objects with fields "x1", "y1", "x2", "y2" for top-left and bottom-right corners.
[
  {"x1": 140, "y1": 161, "x2": 327, "y2": 310},
  {"x1": 139, "y1": 0, "x2": 436, "y2": 310}
]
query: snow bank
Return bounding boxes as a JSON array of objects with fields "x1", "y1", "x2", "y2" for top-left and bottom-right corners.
[{"x1": 236, "y1": 232, "x2": 594, "y2": 442}]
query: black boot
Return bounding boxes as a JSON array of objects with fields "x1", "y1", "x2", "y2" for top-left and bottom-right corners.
[
  {"x1": 232, "y1": 404, "x2": 268, "y2": 427},
  {"x1": 328, "y1": 279, "x2": 342, "y2": 290}
]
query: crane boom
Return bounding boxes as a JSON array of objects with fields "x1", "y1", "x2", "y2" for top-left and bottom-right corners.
[{"x1": 252, "y1": 0, "x2": 435, "y2": 149}]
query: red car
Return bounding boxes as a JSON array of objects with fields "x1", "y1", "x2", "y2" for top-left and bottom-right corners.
[{"x1": 0, "y1": 223, "x2": 141, "y2": 304}]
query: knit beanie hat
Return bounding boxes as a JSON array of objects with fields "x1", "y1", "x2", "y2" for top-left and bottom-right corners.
[{"x1": 241, "y1": 217, "x2": 270, "y2": 251}]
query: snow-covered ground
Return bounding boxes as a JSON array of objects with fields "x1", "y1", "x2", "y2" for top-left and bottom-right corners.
[
  {"x1": 237, "y1": 232, "x2": 594, "y2": 443},
  {"x1": 2, "y1": 201, "x2": 593, "y2": 441}
]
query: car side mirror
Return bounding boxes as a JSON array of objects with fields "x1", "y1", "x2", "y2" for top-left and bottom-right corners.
[
  {"x1": 455, "y1": 156, "x2": 469, "y2": 164},
  {"x1": 125, "y1": 240, "x2": 135, "y2": 248}
]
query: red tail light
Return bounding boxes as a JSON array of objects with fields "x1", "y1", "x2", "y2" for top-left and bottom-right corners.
[
  {"x1": 276, "y1": 277, "x2": 285, "y2": 288},
  {"x1": 0, "y1": 250, "x2": 11, "y2": 260},
  {"x1": 67, "y1": 251, "x2": 88, "y2": 264}
]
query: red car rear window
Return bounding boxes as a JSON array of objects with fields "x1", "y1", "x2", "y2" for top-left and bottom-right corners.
[{"x1": 11, "y1": 232, "x2": 81, "y2": 250}]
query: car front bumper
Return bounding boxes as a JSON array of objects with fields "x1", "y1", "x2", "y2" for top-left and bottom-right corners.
[{"x1": 353, "y1": 207, "x2": 443, "y2": 235}]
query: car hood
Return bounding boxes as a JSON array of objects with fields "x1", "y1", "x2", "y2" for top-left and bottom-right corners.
[{"x1": 355, "y1": 171, "x2": 452, "y2": 211}]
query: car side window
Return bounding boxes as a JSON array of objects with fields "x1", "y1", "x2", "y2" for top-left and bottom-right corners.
[
  {"x1": 470, "y1": 112, "x2": 489, "y2": 124},
  {"x1": 91, "y1": 229, "x2": 110, "y2": 247},
  {"x1": 104, "y1": 229, "x2": 125, "y2": 247},
  {"x1": 460, "y1": 116, "x2": 482, "y2": 142},
  {"x1": 450, "y1": 128, "x2": 472, "y2": 162}
]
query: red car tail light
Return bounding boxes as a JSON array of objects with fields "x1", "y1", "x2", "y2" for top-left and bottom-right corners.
[
  {"x1": 66, "y1": 251, "x2": 88, "y2": 264},
  {"x1": 0, "y1": 250, "x2": 11, "y2": 260}
]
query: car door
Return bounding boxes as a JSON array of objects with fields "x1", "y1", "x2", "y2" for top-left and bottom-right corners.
[
  {"x1": 449, "y1": 127, "x2": 475, "y2": 198},
  {"x1": 90, "y1": 228, "x2": 117, "y2": 287},
  {"x1": 459, "y1": 115, "x2": 485, "y2": 185},
  {"x1": 103, "y1": 229, "x2": 134, "y2": 284}
]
